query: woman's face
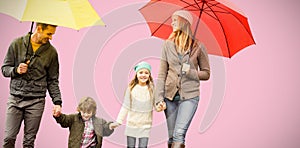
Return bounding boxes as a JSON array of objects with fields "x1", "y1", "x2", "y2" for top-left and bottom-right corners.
[
  {"x1": 137, "y1": 68, "x2": 150, "y2": 86},
  {"x1": 171, "y1": 15, "x2": 179, "y2": 32}
]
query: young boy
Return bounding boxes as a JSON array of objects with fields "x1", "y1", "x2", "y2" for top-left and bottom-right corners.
[{"x1": 53, "y1": 96, "x2": 114, "y2": 148}]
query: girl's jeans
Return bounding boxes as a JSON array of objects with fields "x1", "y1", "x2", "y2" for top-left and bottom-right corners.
[
  {"x1": 127, "y1": 136, "x2": 149, "y2": 148},
  {"x1": 164, "y1": 96, "x2": 199, "y2": 144}
]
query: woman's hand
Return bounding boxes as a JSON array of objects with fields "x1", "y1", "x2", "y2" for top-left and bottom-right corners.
[{"x1": 155, "y1": 101, "x2": 167, "y2": 112}]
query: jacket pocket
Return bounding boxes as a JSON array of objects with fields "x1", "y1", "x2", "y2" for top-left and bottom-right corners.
[
  {"x1": 186, "y1": 69, "x2": 199, "y2": 81},
  {"x1": 165, "y1": 73, "x2": 176, "y2": 92},
  {"x1": 10, "y1": 79, "x2": 23, "y2": 92},
  {"x1": 31, "y1": 81, "x2": 47, "y2": 93}
]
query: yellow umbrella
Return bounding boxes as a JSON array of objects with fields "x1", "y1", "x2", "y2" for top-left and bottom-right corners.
[
  {"x1": 0, "y1": 0, "x2": 105, "y2": 63},
  {"x1": 0, "y1": 0, "x2": 105, "y2": 30}
]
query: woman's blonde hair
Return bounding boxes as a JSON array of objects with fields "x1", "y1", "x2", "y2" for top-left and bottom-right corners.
[
  {"x1": 170, "y1": 16, "x2": 197, "y2": 54},
  {"x1": 77, "y1": 96, "x2": 97, "y2": 115}
]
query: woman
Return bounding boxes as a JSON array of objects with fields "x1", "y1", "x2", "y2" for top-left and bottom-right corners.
[{"x1": 155, "y1": 10, "x2": 210, "y2": 148}]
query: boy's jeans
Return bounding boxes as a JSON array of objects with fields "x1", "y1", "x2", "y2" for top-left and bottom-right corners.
[{"x1": 164, "y1": 96, "x2": 199, "y2": 144}]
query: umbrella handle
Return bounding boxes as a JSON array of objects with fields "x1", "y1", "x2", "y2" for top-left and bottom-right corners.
[
  {"x1": 29, "y1": 22, "x2": 34, "y2": 35},
  {"x1": 24, "y1": 22, "x2": 34, "y2": 64}
]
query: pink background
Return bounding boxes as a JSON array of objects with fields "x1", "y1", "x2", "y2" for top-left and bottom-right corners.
[{"x1": 0, "y1": 0, "x2": 300, "y2": 147}]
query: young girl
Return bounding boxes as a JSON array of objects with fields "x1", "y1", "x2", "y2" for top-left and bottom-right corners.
[
  {"x1": 54, "y1": 96, "x2": 114, "y2": 148},
  {"x1": 110, "y1": 61, "x2": 164, "y2": 148}
]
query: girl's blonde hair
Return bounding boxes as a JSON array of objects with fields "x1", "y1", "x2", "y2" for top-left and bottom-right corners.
[
  {"x1": 77, "y1": 96, "x2": 97, "y2": 115},
  {"x1": 128, "y1": 70, "x2": 154, "y2": 108},
  {"x1": 169, "y1": 16, "x2": 198, "y2": 54}
]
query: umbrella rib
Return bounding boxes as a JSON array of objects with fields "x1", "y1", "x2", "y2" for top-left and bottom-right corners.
[
  {"x1": 201, "y1": 10, "x2": 218, "y2": 20},
  {"x1": 180, "y1": 0, "x2": 199, "y2": 9},
  {"x1": 140, "y1": 0, "x2": 254, "y2": 57},
  {"x1": 152, "y1": 4, "x2": 198, "y2": 36},
  {"x1": 141, "y1": 0, "x2": 199, "y2": 36},
  {"x1": 193, "y1": 0, "x2": 203, "y2": 32},
  {"x1": 207, "y1": 2, "x2": 256, "y2": 45},
  {"x1": 202, "y1": 3, "x2": 230, "y2": 21},
  {"x1": 189, "y1": 0, "x2": 204, "y2": 50},
  {"x1": 205, "y1": 1, "x2": 232, "y2": 57},
  {"x1": 206, "y1": 3, "x2": 229, "y2": 14},
  {"x1": 151, "y1": 15, "x2": 172, "y2": 36},
  {"x1": 139, "y1": 0, "x2": 174, "y2": 10},
  {"x1": 139, "y1": 0, "x2": 161, "y2": 10}
]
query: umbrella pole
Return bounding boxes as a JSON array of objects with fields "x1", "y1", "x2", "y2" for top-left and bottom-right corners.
[
  {"x1": 25, "y1": 22, "x2": 34, "y2": 63},
  {"x1": 191, "y1": 1, "x2": 205, "y2": 49}
]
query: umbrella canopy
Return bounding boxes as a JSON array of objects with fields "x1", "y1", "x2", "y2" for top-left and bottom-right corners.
[
  {"x1": 0, "y1": 0, "x2": 105, "y2": 63},
  {"x1": 0, "y1": 0, "x2": 105, "y2": 30},
  {"x1": 139, "y1": 0, "x2": 255, "y2": 58}
]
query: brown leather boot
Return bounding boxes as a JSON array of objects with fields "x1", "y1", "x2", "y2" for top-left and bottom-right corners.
[{"x1": 171, "y1": 142, "x2": 185, "y2": 148}]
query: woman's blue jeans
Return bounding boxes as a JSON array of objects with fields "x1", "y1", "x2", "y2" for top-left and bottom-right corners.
[{"x1": 164, "y1": 96, "x2": 199, "y2": 144}]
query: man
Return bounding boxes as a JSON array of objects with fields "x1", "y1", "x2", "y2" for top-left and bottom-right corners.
[{"x1": 1, "y1": 23, "x2": 62, "y2": 148}]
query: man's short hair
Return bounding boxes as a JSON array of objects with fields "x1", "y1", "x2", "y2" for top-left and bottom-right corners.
[{"x1": 36, "y1": 22, "x2": 57, "y2": 30}]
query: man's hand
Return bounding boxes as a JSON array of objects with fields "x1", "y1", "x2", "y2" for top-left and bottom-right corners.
[{"x1": 17, "y1": 63, "x2": 28, "y2": 74}]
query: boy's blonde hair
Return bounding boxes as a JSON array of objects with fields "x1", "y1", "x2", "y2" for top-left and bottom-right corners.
[{"x1": 77, "y1": 96, "x2": 97, "y2": 115}]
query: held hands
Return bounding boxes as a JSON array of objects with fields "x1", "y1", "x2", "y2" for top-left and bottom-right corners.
[
  {"x1": 109, "y1": 122, "x2": 120, "y2": 130},
  {"x1": 155, "y1": 101, "x2": 166, "y2": 112},
  {"x1": 52, "y1": 105, "x2": 62, "y2": 117},
  {"x1": 17, "y1": 63, "x2": 28, "y2": 74}
]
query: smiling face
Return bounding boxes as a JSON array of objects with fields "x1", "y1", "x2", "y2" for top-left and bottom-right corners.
[
  {"x1": 136, "y1": 68, "x2": 150, "y2": 86},
  {"x1": 171, "y1": 15, "x2": 179, "y2": 32},
  {"x1": 171, "y1": 15, "x2": 191, "y2": 33},
  {"x1": 36, "y1": 25, "x2": 56, "y2": 44},
  {"x1": 77, "y1": 97, "x2": 97, "y2": 121},
  {"x1": 80, "y1": 111, "x2": 93, "y2": 121}
]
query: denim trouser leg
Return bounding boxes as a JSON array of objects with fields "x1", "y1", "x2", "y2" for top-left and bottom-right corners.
[
  {"x1": 164, "y1": 96, "x2": 199, "y2": 144},
  {"x1": 138, "y1": 137, "x2": 149, "y2": 148},
  {"x1": 3, "y1": 95, "x2": 45, "y2": 148},
  {"x1": 127, "y1": 136, "x2": 136, "y2": 148},
  {"x1": 127, "y1": 136, "x2": 149, "y2": 148},
  {"x1": 164, "y1": 98, "x2": 179, "y2": 144}
]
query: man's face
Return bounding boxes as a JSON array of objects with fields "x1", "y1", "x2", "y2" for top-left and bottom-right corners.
[{"x1": 36, "y1": 25, "x2": 56, "y2": 44}]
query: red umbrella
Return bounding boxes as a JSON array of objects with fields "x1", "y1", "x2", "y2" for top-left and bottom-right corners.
[{"x1": 139, "y1": 0, "x2": 255, "y2": 58}]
